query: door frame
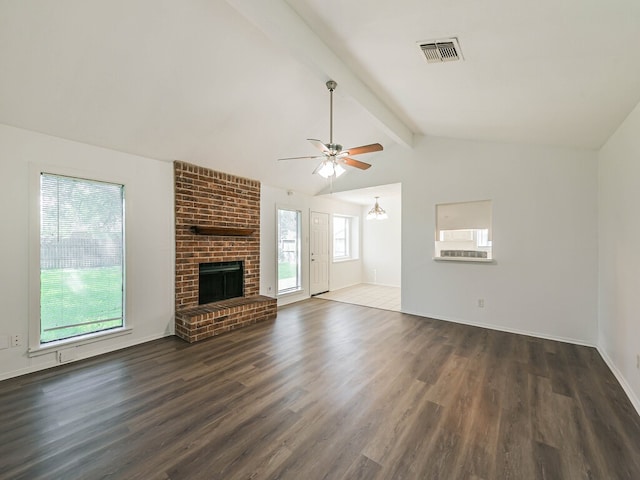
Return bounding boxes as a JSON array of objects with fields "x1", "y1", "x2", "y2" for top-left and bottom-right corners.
[{"x1": 309, "y1": 210, "x2": 330, "y2": 295}]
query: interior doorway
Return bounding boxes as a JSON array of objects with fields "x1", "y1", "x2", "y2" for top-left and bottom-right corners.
[
  {"x1": 310, "y1": 211, "x2": 329, "y2": 295},
  {"x1": 314, "y1": 183, "x2": 402, "y2": 310}
]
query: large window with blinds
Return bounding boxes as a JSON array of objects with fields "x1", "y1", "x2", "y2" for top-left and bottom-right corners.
[
  {"x1": 435, "y1": 200, "x2": 493, "y2": 261},
  {"x1": 40, "y1": 173, "x2": 125, "y2": 344}
]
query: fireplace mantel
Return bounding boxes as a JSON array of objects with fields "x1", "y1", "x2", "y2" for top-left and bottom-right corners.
[{"x1": 191, "y1": 226, "x2": 255, "y2": 236}]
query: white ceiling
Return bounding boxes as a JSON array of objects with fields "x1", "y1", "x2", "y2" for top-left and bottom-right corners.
[{"x1": 1, "y1": 0, "x2": 639, "y2": 195}]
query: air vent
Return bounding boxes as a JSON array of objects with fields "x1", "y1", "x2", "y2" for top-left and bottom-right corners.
[{"x1": 418, "y1": 38, "x2": 463, "y2": 63}]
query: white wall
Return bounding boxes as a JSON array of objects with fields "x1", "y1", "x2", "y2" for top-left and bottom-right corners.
[
  {"x1": 598, "y1": 99, "x2": 640, "y2": 412},
  {"x1": 330, "y1": 134, "x2": 599, "y2": 345},
  {"x1": 260, "y1": 185, "x2": 363, "y2": 305},
  {"x1": 0, "y1": 123, "x2": 604, "y2": 384},
  {"x1": 361, "y1": 194, "x2": 401, "y2": 286},
  {"x1": 0, "y1": 124, "x2": 175, "y2": 380}
]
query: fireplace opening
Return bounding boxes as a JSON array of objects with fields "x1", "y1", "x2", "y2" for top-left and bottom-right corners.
[{"x1": 199, "y1": 261, "x2": 244, "y2": 304}]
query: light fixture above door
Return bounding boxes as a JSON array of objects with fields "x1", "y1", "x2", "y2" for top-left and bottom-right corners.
[{"x1": 367, "y1": 197, "x2": 388, "y2": 220}]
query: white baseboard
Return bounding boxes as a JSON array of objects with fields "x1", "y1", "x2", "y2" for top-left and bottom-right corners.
[
  {"x1": 0, "y1": 332, "x2": 172, "y2": 382},
  {"x1": 596, "y1": 346, "x2": 640, "y2": 417},
  {"x1": 362, "y1": 281, "x2": 401, "y2": 288},
  {"x1": 408, "y1": 310, "x2": 596, "y2": 347}
]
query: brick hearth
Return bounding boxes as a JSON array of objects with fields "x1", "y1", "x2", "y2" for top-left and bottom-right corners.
[
  {"x1": 174, "y1": 161, "x2": 276, "y2": 343},
  {"x1": 175, "y1": 296, "x2": 276, "y2": 343}
]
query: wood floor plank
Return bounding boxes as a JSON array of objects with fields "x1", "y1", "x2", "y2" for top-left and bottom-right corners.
[
  {"x1": 360, "y1": 378, "x2": 431, "y2": 465},
  {"x1": 448, "y1": 365, "x2": 498, "y2": 479},
  {"x1": 338, "y1": 454, "x2": 382, "y2": 480},
  {"x1": 533, "y1": 441, "x2": 563, "y2": 480},
  {"x1": 1, "y1": 298, "x2": 639, "y2": 479}
]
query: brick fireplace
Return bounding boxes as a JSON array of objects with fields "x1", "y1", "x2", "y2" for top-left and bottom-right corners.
[{"x1": 173, "y1": 161, "x2": 276, "y2": 343}]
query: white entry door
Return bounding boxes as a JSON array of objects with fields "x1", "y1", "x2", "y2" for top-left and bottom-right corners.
[{"x1": 310, "y1": 211, "x2": 330, "y2": 295}]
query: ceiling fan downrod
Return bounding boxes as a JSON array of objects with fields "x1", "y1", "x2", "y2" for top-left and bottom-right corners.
[
  {"x1": 276, "y1": 78, "x2": 380, "y2": 177},
  {"x1": 326, "y1": 80, "x2": 337, "y2": 146}
]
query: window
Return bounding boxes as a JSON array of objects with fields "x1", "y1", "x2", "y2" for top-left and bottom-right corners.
[
  {"x1": 333, "y1": 215, "x2": 350, "y2": 259},
  {"x1": 39, "y1": 173, "x2": 125, "y2": 344},
  {"x1": 435, "y1": 200, "x2": 493, "y2": 261},
  {"x1": 277, "y1": 208, "x2": 302, "y2": 294},
  {"x1": 333, "y1": 215, "x2": 359, "y2": 261}
]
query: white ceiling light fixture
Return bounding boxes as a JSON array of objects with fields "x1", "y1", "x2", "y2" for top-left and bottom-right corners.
[
  {"x1": 367, "y1": 197, "x2": 388, "y2": 220},
  {"x1": 317, "y1": 159, "x2": 346, "y2": 179}
]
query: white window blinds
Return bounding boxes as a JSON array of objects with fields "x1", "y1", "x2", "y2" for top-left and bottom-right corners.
[
  {"x1": 436, "y1": 200, "x2": 492, "y2": 239},
  {"x1": 40, "y1": 173, "x2": 125, "y2": 343}
]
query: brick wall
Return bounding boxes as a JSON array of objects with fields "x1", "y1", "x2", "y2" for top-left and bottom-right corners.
[{"x1": 174, "y1": 161, "x2": 261, "y2": 310}]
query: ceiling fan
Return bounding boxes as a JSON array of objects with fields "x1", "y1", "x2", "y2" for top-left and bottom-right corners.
[{"x1": 278, "y1": 80, "x2": 383, "y2": 179}]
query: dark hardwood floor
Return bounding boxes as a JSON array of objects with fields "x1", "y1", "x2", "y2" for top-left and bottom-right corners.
[{"x1": 1, "y1": 299, "x2": 639, "y2": 479}]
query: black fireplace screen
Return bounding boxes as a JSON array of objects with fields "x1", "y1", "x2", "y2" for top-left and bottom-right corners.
[{"x1": 198, "y1": 261, "x2": 243, "y2": 304}]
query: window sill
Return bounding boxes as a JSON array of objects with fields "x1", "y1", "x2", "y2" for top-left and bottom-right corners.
[
  {"x1": 333, "y1": 257, "x2": 359, "y2": 264},
  {"x1": 28, "y1": 327, "x2": 132, "y2": 357},
  {"x1": 433, "y1": 257, "x2": 496, "y2": 264},
  {"x1": 277, "y1": 287, "x2": 303, "y2": 298}
]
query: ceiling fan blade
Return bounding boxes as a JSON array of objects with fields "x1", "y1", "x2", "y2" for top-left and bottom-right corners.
[
  {"x1": 341, "y1": 157, "x2": 372, "y2": 170},
  {"x1": 278, "y1": 154, "x2": 324, "y2": 161},
  {"x1": 343, "y1": 143, "x2": 383, "y2": 156},
  {"x1": 307, "y1": 139, "x2": 330, "y2": 153}
]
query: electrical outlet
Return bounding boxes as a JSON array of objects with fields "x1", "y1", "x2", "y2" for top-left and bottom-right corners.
[
  {"x1": 11, "y1": 334, "x2": 23, "y2": 347},
  {"x1": 477, "y1": 299, "x2": 485, "y2": 308},
  {"x1": 0, "y1": 335, "x2": 9, "y2": 350}
]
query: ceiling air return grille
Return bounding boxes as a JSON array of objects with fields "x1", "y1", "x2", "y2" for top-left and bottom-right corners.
[{"x1": 418, "y1": 38, "x2": 463, "y2": 63}]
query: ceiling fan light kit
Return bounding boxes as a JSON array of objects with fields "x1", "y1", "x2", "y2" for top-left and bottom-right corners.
[
  {"x1": 278, "y1": 80, "x2": 383, "y2": 180},
  {"x1": 317, "y1": 160, "x2": 345, "y2": 179}
]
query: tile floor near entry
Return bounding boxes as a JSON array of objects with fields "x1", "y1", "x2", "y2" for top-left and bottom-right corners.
[{"x1": 315, "y1": 283, "x2": 401, "y2": 312}]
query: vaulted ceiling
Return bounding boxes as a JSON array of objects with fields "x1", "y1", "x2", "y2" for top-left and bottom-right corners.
[{"x1": 1, "y1": 0, "x2": 639, "y2": 194}]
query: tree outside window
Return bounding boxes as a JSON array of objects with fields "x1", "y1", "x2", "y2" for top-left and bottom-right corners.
[{"x1": 40, "y1": 173, "x2": 125, "y2": 344}]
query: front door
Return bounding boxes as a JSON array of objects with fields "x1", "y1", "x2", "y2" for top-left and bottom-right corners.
[{"x1": 310, "y1": 211, "x2": 329, "y2": 295}]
